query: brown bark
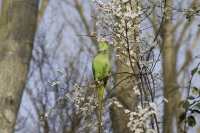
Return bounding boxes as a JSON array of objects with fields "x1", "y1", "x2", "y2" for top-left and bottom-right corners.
[{"x1": 0, "y1": 0, "x2": 38, "y2": 132}]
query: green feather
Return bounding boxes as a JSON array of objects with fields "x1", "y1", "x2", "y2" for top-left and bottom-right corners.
[{"x1": 92, "y1": 41, "x2": 111, "y2": 82}]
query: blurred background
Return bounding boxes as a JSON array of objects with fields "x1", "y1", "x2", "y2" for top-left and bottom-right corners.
[{"x1": 0, "y1": 0, "x2": 199, "y2": 133}]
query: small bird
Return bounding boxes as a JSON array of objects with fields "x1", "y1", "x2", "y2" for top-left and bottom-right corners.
[{"x1": 92, "y1": 41, "x2": 111, "y2": 131}]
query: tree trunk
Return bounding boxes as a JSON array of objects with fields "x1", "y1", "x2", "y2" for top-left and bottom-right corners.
[
  {"x1": 0, "y1": 0, "x2": 38, "y2": 132},
  {"x1": 162, "y1": 0, "x2": 180, "y2": 132}
]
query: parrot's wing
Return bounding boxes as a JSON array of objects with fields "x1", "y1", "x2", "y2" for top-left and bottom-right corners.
[
  {"x1": 92, "y1": 59, "x2": 96, "y2": 81},
  {"x1": 102, "y1": 62, "x2": 110, "y2": 85}
]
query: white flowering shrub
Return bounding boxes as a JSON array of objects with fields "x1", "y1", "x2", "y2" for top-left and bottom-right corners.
[
  {"x1": 111, "y1": 97, "x2": 158, "y2": 133},
  {"x1": 44, "y1": 79, "x2": 100, "y2": 132}
]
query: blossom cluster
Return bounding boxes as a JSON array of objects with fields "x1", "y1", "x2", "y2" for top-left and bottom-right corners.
[
  {"x1": 66, "y1": 84, "x2": 98, "y2": 116},
  {"x1": 112, "y1": 97, "x2": 157, "y2": 132}
]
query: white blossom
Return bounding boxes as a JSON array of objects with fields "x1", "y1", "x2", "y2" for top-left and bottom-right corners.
[
  {"x1": 49, "y1": 80, "x2": 60, "y2": 87},
  {"x1": 124, "y1": 109, "x2": 131, "y2": 114},
  {"x1": 113, "y1": 100, "x2": 123, "y2": 108},
  {"x1": 163, "y1": 97, "x2": 168, "y2": 103}
]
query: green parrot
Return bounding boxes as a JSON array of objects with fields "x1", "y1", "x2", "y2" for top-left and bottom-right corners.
[{"x1": 92, "y1": 41, "x2": 111, "y2": 129}]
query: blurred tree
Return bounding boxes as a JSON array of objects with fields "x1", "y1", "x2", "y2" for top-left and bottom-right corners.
[
  {"x1": 0, "y1": 0, "x2": 38, "y2": 132},
  {"x1": 161, "y1": 0, "x2": 179, "y2": 132}
]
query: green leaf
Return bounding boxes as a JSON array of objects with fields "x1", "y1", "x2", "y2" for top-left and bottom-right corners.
[
  {"x1": 191, "y1": 87, "x2": 199, "y2": 95},
  {"x1": 198, "y1": 70, "x2": 200, "y2": 75},
  {"x1": 191, "y1": 67, "x2": 198, "y2": 76},
  {"x1": 187, "y1": 96, "x2": 195, "y2": 100},
  {"x1": 190, "y1": 109, "x2": 200, "y2": 114},
  {"x1": 187, "y1": 115, "x2": 196, "y2": 127},
  {"x1": 199, "y1": 90, "x2": 200, "y2": 96},
  {"x1": 194, "y1": 102, "x2": 200, "y2": 109},
  {"x1": 182, "y1": 100, "x2": 190, "y2": 109},
  {"x1": 179, "y1": 112, "x2": 186, "y2": 122}
]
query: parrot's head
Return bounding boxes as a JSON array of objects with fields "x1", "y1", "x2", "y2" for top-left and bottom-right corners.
[{"x1": 98, "y1": 41, "x2": 109, "y2": 52}]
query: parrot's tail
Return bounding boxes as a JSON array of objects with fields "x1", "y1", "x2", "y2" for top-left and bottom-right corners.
[{"x1": 97, "y1": 84, "x2": 105, "y2": 133}]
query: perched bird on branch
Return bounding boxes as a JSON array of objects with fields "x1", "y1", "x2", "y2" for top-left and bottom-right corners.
[{"x1": 92, "y1": 41, "x2": 111, "y2": 132}]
